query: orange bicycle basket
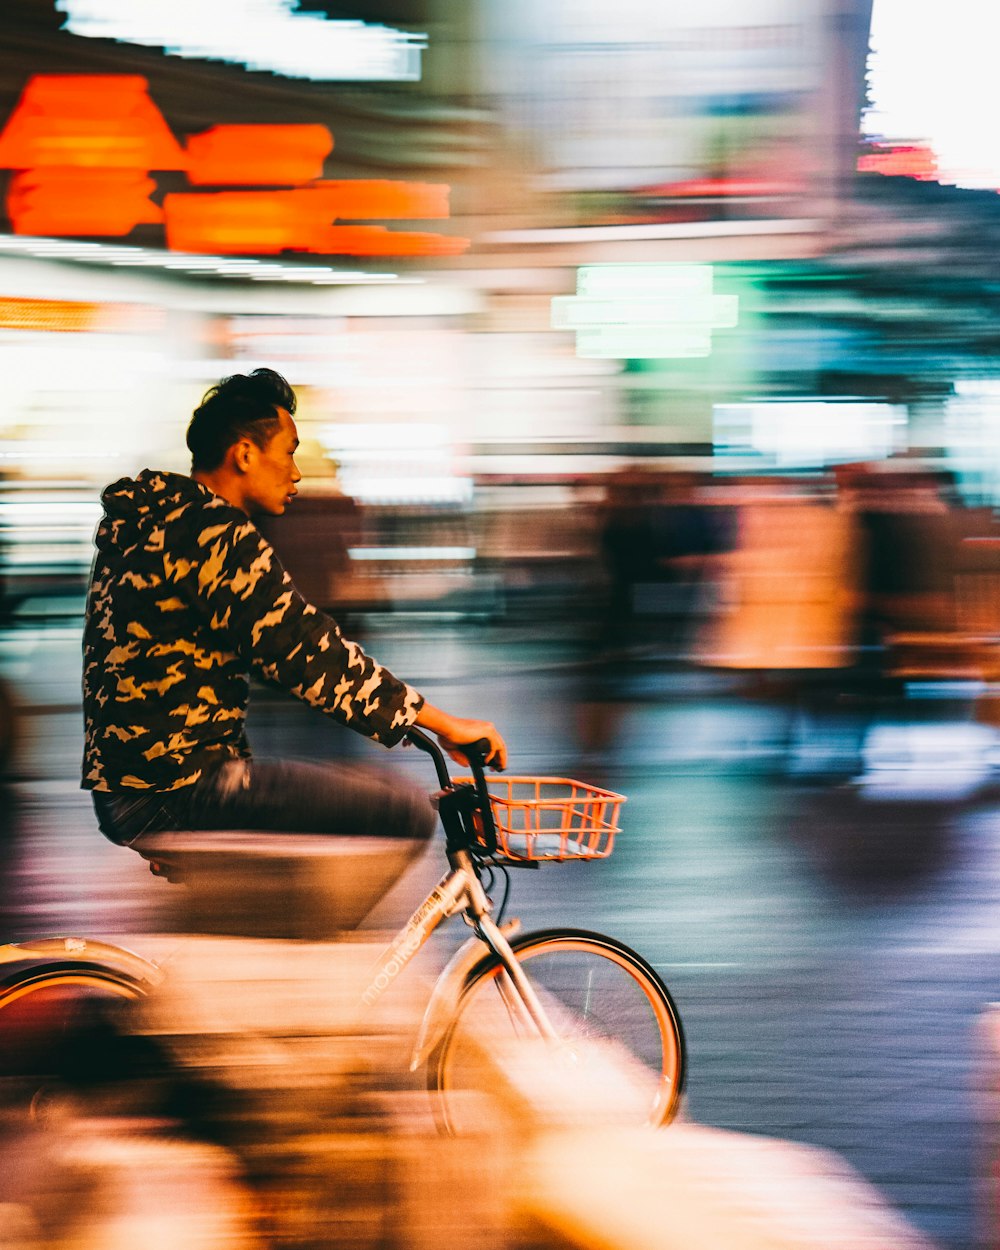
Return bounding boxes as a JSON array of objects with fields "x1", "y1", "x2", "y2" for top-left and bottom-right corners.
[{"x1": 460, "y1": 776, "x2": 625, "y2": 862}]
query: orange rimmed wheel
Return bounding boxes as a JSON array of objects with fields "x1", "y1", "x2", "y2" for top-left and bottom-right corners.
[
  {"x1": 430, "y1": 929, "x2": 685, "y2": 1134},
  {"x1": 0, "y1": 962, "x2": 147, "y2": 1083}
]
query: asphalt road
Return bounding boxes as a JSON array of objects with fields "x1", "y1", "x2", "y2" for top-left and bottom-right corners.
[{"x1": 1, "y1": 617, "x2": 998, "y2": 1250}]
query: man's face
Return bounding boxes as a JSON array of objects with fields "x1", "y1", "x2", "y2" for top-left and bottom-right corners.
[{"x1": 243, "y1": 408, "x2": 301, "y2": 516}]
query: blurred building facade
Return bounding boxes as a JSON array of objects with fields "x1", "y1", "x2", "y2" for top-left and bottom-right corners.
[{"x1": 4, "y1": 0, "x2": 1000, "y2": 620}]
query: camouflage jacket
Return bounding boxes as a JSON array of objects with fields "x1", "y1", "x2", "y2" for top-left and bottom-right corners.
[{"x1": 82, "y1": 470, "x2": 424, "y2": 792}]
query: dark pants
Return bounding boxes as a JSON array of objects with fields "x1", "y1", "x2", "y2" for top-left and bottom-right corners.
[{"x1": 92, "y1": 756, "x2": 437, "y2": 848}]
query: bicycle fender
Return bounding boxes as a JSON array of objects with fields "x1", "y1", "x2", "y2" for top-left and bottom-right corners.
[
  {"x1": 409, "y1": 918, "x2": 520, "y2": 1072},
  {"x1": 0, "y1": 937, "x2": 162, "y2": 987}
]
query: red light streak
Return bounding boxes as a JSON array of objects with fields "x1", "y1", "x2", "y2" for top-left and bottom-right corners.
[{"x1": 857, "y1": 145, "x2": 939, "y2": 181}]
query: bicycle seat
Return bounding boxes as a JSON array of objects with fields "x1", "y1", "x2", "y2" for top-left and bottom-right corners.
[{"x1": 131, "y1": 830, "x2": 428, "y2": 939}]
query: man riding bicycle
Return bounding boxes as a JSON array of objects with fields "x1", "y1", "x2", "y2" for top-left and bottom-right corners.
[{"x1": 82, "y1": 367, "x2": 506, "y2": 850}]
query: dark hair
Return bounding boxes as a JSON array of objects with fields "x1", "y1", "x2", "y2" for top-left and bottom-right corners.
[{"x1": 186, "y1": 368, "x2": 297, "y2": 472}]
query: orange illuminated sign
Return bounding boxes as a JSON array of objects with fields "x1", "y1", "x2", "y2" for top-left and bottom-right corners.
[
  {"x1": 315, "y1": 180, "x2": 451, "y2": 219},
  {"x1": 0, "y1": 75, "x2": 469, "y2": 258},
  {"x1": 185, "y1": 124, "x2": 333, "y2": 186},
  {"x1": 9, "y1": 169, "x2": 163, "y2": 237},
  {"x1": 0, "y1": 76, "x2": 186, "y2": 170},
  {"x1": 0, "y1": 296, "x2": 160, "y2": 333},
  {"x1": 165, "y1": 186, "x2": 467, "y2": 256}
]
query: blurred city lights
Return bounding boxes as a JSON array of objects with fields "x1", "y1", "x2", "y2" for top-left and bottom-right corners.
[
  {"x1": 56, "y1": 0, "x2": 427, "y2": 82},
  {"x1": 319, "y1": 423, "x2": 471, "y2": 505}
]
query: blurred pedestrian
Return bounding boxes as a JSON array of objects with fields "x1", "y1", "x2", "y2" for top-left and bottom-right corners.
[
  {"x1": 697, "y1": 474, "x2": 864, "y2": 776},
  {"x1": 577, "y1": 466, "x2": 733, "y2": 760}
]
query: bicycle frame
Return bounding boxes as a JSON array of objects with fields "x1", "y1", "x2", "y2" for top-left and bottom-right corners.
[
  {"x1": 359, "y1": 842, "x2": 560, "y2": 1071},
  {"x1": 359, "y1": 858, "x2": 472, "y2": 1009}
]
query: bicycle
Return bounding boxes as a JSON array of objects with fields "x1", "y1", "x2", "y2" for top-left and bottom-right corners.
[{"x1": 0, "y1": 731, "x2": 686, "y2": 1131}]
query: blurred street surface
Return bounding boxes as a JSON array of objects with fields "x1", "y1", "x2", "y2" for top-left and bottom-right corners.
[{"x1": 1, "y1": 617, "x2": 998, "y2": 1250}]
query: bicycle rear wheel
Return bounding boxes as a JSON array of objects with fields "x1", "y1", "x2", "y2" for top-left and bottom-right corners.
[
  {"x1": 430, "y1": 928, "x2": 685, "y2": 1133},
  {"x1": 0, "y1": 961, "x2": 147, "y2": 1083}
]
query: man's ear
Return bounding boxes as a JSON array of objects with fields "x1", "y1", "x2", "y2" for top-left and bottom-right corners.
[{"x1": 232, "y1": 438, "x2": 255, "y2": 474}]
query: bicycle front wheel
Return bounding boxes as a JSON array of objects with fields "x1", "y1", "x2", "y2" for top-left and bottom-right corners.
[{"x1": 431, "y1": 928, "x2": 685, "y2": 1132}]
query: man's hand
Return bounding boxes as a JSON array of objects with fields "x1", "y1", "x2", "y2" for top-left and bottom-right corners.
[
  {"x1": 414, "y1": 703, "x2": 507, "y2": 769},
  {"x1": 438, "y1": 720, "x2": 507, "y2": 770}
]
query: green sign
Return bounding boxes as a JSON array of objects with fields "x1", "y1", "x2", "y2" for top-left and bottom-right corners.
[{"x1": 551, "y1": 264, "x2": 738, "y2": 359}]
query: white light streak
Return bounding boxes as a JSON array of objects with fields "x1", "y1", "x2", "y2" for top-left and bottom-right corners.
[
  {"x1": 337, "y1": 475, "x2": 473, "y2": 505},
  {"x1": 0, "y1": 233, "x2": 400, "y2": 284},
  {"x1": 483, "y1": 219, "x2": 820, "y2": 245},
  {"x1": 714, "y1": 401, "x2": 904, "y2": 465},
  {"x1": 56, "y1": 0, "x2": 426, "y2": 82},
  {"x1": 322, "y1": 422, "x2": 449, "y2": 450},
  {"x1": 347, "y1": 547, "x2": 476, "y2": 562}
]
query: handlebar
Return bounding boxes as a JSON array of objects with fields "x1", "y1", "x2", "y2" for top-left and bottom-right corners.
[{"x1": 405, "y1": 727, "x2": 498, "y2": 854}]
